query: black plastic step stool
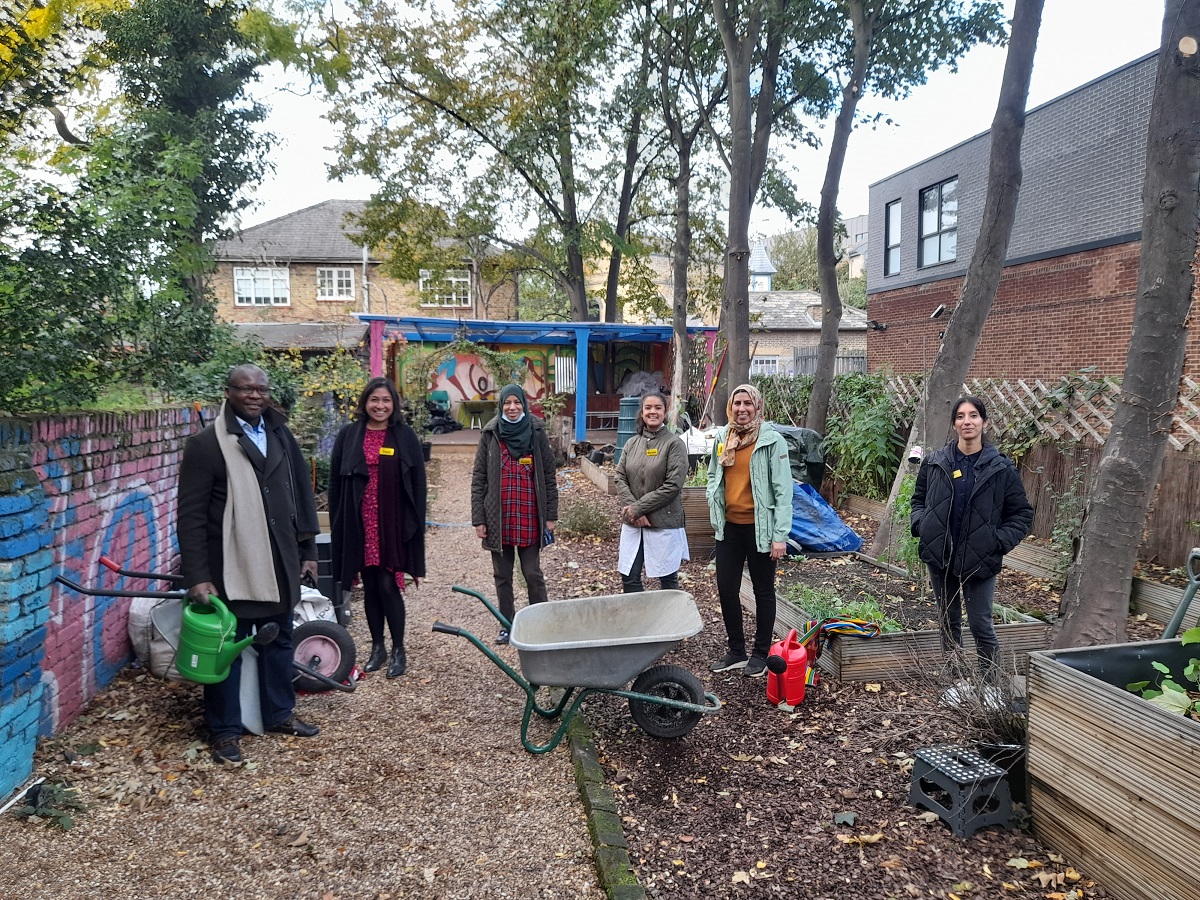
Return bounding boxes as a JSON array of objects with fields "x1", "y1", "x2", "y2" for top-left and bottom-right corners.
[{"x1": 908, "y1": 745, "x2": 1012, "y2": 838}]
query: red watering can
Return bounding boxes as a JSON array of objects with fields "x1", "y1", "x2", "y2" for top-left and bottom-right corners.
[{"x1": 766, "y1": 628, "x2": 809, "y2": 708}]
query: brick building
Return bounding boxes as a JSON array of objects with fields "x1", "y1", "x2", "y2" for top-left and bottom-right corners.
[
  {"x1": 865, "y1": 52, "x2": 1198, "y2": 379},
  {"x1": 212, "y1": 200, "x2": 516, "y2": 349}
]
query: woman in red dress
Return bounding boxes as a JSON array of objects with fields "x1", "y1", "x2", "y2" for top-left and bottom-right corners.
[{"x1": 330, "y1": 378, "x2": 427, "y2": 677}]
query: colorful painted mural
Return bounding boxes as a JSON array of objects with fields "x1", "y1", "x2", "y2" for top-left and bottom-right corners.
[{"x1": 0, "y1": 408, "x2": 199, "y2": 798}]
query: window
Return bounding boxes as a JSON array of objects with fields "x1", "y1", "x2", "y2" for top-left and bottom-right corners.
[
  {"x1": 853, "y1": 231, "x2": 868, "y2": 244},
  {"x1": 884, "y1": 200, "x2": 901, "y2": 276},
  {"x1": 234, "y1": 267, "x2": 290, "y2": 306},
  {"x1": 749, "y1": 273, "x2": 772, "y2": 292},
  {"x1": 317, "y1": 267, "x2": 354, "y2": 301},
  {"x1": 918, "y1": 178, "x2": 957, "y2": 267},
  {"x1": 418, "y1": 268, "x2": 471, "y2": 308},
  {"x1": 750, "y1": 355, "x2": 780, "y2": 376}
]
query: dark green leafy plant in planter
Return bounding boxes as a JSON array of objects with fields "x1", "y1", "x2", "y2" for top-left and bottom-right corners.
[{"x1": 1127, "y1": 627, "x2": 1200, "y2": 717}]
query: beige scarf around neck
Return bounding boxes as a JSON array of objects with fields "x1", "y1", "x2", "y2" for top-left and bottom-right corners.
[{"x1": 216, "y1": 402, "x2": 281, "y2": 604}]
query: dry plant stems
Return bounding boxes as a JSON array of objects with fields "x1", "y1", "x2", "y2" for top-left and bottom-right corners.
[
  {"x1": 907, "y1": 653, "x2": 1029, "y2": 747},
  {"x1": 557, "y1": 497, "x2": 614, "y2": 538}
]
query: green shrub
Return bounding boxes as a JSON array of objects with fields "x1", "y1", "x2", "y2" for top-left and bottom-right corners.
[
  {"x1": 781, "y1": 583, "x2": 903, "y2": 632},
  {"x1": 885, "y1": 473, "x2": 923, "y2": 576},
  {"x1": 557, "y1": 497, "x2": 614, "y2": 538}
]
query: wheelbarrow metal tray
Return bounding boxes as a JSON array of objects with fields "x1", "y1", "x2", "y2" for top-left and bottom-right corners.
[{"x1": 509, "y1": 590, "x2": 702, "y2": 689}]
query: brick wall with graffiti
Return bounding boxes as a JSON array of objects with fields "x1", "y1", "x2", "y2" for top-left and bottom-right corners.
[{"x1": 0, "y1": 407, "x2": 201, "y2": 799}]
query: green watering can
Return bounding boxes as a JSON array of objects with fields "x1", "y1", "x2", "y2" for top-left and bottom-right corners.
[{"x1": 176, "y1": 594, "x2": 279, "y2": 684}]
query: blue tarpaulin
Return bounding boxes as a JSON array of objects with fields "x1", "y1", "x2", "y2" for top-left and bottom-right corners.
[{"x1": 787, "y1": 483, "x2": 862, "y2": 554}]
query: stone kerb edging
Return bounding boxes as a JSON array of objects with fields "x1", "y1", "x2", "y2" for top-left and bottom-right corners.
[{"x1": 567, "y1": 717, "x2": 647, "y2": 900}]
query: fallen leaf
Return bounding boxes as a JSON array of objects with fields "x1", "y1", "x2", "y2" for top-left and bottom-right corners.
[
  {"x1": 1006, "y1": 857, "x2": 1030, "y2": 869},
  {"x1": 679, "y1": 835, "x2": 694, "y2": 843},
  {"x1": 864, "y1": 683, "x2": 882, "y2": 692},
  {"x1": 833, "y1": 811, "x2": 858, "y2": 826},
  {"x1": 914, "y1": 811, "x2": 941, "y2": 825},
  {"x1": 731, "y1": 871, "x2": 751, "y2": 885},
  {"x1": 290, "y1": 831, "x2": 310, "y2": 847}
]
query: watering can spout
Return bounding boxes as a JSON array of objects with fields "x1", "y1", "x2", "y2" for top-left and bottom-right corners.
[{"x1": 176, "y1": 594, "x2": 277, "y2": 684}]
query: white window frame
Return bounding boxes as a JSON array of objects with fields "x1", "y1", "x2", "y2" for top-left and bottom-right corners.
[
  {"x1": 884, "y1": 200, "x2": 901, "y2": 276},
  {"x1": 234, "y1": 267, "x2": 290, "y2": 307},
  {"x1": 418, "y1": 268, "x2": 472, "y2": 308},
  {"x1": 317, "y1": 267, "x2": 355, "y2": 301},
  {"x1": 750, "y1": 355, "x2": 780, "y2": 376}
]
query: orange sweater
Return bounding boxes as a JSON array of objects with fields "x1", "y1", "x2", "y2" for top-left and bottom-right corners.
[{"x1": 724, "y1": 441, "x2": 756, "y2": 524}]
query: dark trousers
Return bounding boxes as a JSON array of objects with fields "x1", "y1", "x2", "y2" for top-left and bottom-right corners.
[
  {"x1": 928, "y1": 564, "x2": 1000, "y2": 674},
  {"x1": 715, "y1": 522, "x2": 777, "y2": 659},
  {"x1": 204, "y1": 607, "x2": 295, "y2": 741},
  {"x1": 362, "y1": 565, "x2": 406, "y2": 646},
  {"x1": 621, "y1": 533, "x2": 680, "y2": 593},
  {"x1": 491, "y1": 543, "x2": 547, "y2": 624}
]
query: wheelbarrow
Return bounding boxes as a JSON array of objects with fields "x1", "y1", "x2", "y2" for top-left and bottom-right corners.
[
  {"x1": 433, "y1": 586, "x2": 722, "y2": 754},
  {"x1": 1161, "y1": 546, "x2": 1200, "y2": 638},
  {"x1": 55, "y1": 557, "x2": 357, "y2": 696}
]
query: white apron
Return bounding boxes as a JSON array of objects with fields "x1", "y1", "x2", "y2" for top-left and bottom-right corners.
[{"x1": 618, "y1": 524, "x2": 690, "y2": 578}]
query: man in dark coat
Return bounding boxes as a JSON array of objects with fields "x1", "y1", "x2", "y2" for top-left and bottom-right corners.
[{"x1": 177, "y1": 364, "x2": 322, "y2": 763}]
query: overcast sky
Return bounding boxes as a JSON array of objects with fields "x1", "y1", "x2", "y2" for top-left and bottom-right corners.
[{"x1": 240, "y1": 0, "x2": 1164, "y2": 236}]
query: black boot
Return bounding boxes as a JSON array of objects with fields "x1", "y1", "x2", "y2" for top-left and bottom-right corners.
[
  {"x1": 386, "y1": 644, "x2": 407, "y2": 678},
  {"x1": 363, "y1": 641, "x2": 387, "y2": 673}
]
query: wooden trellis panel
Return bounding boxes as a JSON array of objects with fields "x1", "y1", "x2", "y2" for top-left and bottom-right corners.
[{"x1": 881, "y1": 375, "x2": 1200, "y2": 452}]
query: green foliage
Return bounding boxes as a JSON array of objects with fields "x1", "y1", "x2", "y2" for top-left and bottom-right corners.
[
  {"x1": 684, "y1": 463, "x2": 709, "y2": 487},
  {"x1": 541, "y1": 392, "x2": 567, "y2": 419},
  {"x1": 822, "y1": 373, "x2": 907, "y2": 501},
  {"x1": 1127, "y1": 627, "x2": 1200, "y2": 719},
  {"x1": 1044, "y1": 455, "x2": 1086, "y2": 582},
  {"x1": 884, "y1": 473, "x2": 922, "y2": 576},
  {"x1": 268, "y1": 347, "x2": 368, "y2": 452},
  {"x1": 16, "y1": 781, "x2": 86, "y2": 830},
  {"x1": 781, "y1": 583, "x2": 903, "y2": 633},
  {"x1": 753, "y1": 374, "x2": 813, "y2": 426},
  {"x1": 556, "y1": 497, "x2": 614, "y2": 539}
]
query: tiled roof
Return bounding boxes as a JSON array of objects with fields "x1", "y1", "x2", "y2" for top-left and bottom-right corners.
[
  {"x1": 749, "y1": 291, "x2": 869, "y2": 331},
  {"x1": 232, "y1": 322, "x2": 368, "y2": 350},
  {"x1": 748, "y1": 242, "x2": 777, "y2": 275},
  {"x1": 215, "y1": 200, "x2": 374, "y2": 263}
]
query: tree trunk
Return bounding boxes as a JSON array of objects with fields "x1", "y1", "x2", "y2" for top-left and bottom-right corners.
[
  {"x1": 1054, "y1": 0, "x2": 1200, "y2": 648},
  {"x1": 870, "y1": 0, "x2": 1044, "y2": 559},
  {"x1": 808, "y1": 0, "x2": 872, "y2": 437},
  {"x1": 558, "y1": 105, "x2": 590, "y2": 321},
  {"x1": 605, "y1": 27, "x2": 651, "y2": 325},
  {"x1": 670, "y1": 133, "x2": 695, "y2": 430},
  {"x1": 713, "y1": 0, "x2": 765, "y2": 397}
]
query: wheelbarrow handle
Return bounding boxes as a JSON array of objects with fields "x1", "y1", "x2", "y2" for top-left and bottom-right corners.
[
  {"x1": 451, "y1": 585, "x2": 510, "y2": 629},
  {"x1": 55, "y1": 574, "x2": 185, "y2": 600},
  {"x1": 98, "y1": 556, "x2": 185, "y2": 584},
  {"x1": 291, "y1": 659, "x2": 356, "y2": 693},
  {"x1": 432, "y1": 622, "x2": 463, "y2": 636}
]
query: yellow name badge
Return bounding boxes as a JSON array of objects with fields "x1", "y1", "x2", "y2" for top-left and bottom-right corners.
[
  {"x1": 646, "y1": 448, "x2": 658, "y2": 457},
  {"x1": 519, "y1": 456, "x2": 533, "y2": 466},
  {"x1": 379, "y1": 447, "x2": 395, "y2": 456},
  {"x1": 717, "y1": 443, "x2": 724, "y2": 456},
  {"x1": 953, "y1": 468, "x2": 962, "y2": 478}
]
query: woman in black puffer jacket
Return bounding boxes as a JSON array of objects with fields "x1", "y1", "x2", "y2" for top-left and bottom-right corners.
[{"x1": 910, "y1": 396, "x2": 1033, "y2": 676}]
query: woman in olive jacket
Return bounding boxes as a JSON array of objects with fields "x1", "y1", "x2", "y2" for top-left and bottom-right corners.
[
  {"x1": 329, "y1": 378, "x2": 427, "y2": 678},
  {"x1": 910, "y1": 395, "x2": 1033, "y2": 676},
  {"x1": 614, "y1": 391, "x2": 689, "y2": 592}
]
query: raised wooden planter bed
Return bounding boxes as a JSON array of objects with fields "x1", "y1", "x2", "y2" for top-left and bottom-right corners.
[
  {"x1": 681, "y1": 486, "x2": 715, "y2": 560},
  {"x1": 580, "y1": 456, "x2": 616, "y2": 495},
  {"x1": 1027, "y1": 639, "x2": 1200, "y2": 900},
  {"x1": 739, "y1": 571, "x2": 1051, "y2": 681},
  {"x1": 838, "y1": 493, "x2": 1190, "y2": 626}
]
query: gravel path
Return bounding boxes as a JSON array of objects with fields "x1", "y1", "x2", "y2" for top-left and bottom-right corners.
[{"x1": 0, "y1": 455, "x2": 602, "y2": 900}]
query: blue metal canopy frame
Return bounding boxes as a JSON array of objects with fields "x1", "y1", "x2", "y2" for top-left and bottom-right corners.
[{"x1": 359, "y1": 315, "x2": 705, "y2": 441}]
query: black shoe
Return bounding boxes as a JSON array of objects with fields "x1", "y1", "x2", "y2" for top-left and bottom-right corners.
[
  {"x1": 744, "y1": 656, "x2": 768, "y2": 678},
  {"x1": 711, "y1": 652, "x2": 748, "y2": 672},
  {"x1": 267, "y1": 716, "x2": 319, "y2": 738},
  {"x1": 386, "y1": 646, "x2": 407, "y2": 678},
  {"x1": 363, "y1": 641, "x2": 387, "y2": 673},
  {"x1": 496, "y1": 629, "x2": 510, "y2": 645},
  {"x1": 211, "y1": 737, "x2": 243, "y2": 763}
]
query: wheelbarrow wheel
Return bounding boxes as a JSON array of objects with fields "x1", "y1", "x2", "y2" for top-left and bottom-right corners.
[
  {"x1": 628, "y1": 665, "x2": 705, "y2": 739},
  {"x1": 292, "y1": 620, "x2": 356, "y2": 692}
]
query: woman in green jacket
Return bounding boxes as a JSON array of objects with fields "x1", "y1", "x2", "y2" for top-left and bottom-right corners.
[
  {"x1": 614, "y1": 391, "x2": 689, "y2": 591},
  {"x1": 706, "y1": 383, "x2": 793, "y2": 677}
]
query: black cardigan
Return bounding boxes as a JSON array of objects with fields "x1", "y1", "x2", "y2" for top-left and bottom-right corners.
[{"x1": 328, "y1": 419, "x2": 427, "y2": 584}]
